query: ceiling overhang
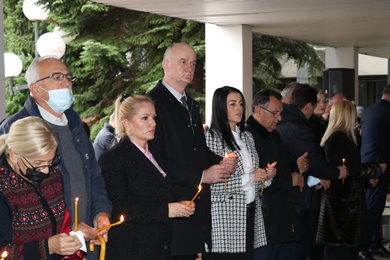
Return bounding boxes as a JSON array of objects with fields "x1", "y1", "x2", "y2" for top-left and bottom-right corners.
[{"x1": 91, "y1": 0, "x2": 390, "y2": 58}]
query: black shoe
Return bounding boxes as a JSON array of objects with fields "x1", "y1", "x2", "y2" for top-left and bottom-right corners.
[
  {"x1": 358, "y1": 251, "x2": 376, "y2": 260},
  {"x1": 370, "y1": 245, "x2": 390, "y2": 258}
]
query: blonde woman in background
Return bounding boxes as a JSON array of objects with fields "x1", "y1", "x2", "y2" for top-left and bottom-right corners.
[{"x1": 316, "y1": 100, "x2": 385, "y2": 260}]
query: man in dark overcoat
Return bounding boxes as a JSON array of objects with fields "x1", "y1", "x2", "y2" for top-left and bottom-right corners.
[{"x1": 146, "y1": 43, "x2": 237, "y2": 260}]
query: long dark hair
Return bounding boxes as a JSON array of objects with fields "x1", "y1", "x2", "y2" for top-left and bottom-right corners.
[{"x1": 210, "y1": 86, "x2": 246, "y2": 151}]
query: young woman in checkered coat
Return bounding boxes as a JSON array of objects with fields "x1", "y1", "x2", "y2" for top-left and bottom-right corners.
[{"x1": 205, "y1": 86, "x2": 276, "y2": 260}]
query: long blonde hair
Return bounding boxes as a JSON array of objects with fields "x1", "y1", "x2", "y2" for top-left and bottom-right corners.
[
  {"x1": 320, "y1": 99, "x2": 357, "y2": 147},
  {"x1": 0, "y1": 116, "x2": 59, "y2": 158}
]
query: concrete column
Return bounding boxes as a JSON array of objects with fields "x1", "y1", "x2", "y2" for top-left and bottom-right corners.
[
  {"x1": 325, "y1": 47, "x2": 359, "y2": 102},
  {"x1": 0, "y1": 0, "x2": 6, "y2": 121},
  {"x1": 205, "y1": 24, "x2": 252, "y2": 126}
]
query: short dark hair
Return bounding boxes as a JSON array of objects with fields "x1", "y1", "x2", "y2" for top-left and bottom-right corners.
[
  {"x1": 210, "y1": 86, "x2": 246, "y2": 151},
  {"x1": 290, "y1": 83, "x2": 318, "y2": 109},
  {"x1": 383, "y1": 84, "x2": 390, "y2": 96},
  {"x1": 252, "y1": 89, "x2": 282, "y2": 112}
]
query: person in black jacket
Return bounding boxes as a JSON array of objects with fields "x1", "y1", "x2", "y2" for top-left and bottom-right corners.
[
  {"x1": 359, "y1": 84, "x2": 390, "y2": 259},
  {"x1": 317, "y1": 99, "x2": 385, "y2": 260},
  {"x1": 99, "y1": 95, "x2": 195, "y2": 259},
  {"x1": 276, "y1": 83, "x2": 348, "y2": 260},
  {"x1": 246, "y1": 89, "x2": 305, "y2": 260},
  {"x1": 146, "y1": 43, "x2": 237, "y2": 260},
  {"x1": 93, "y1": 113, "x2": 118, "y2": 160}
]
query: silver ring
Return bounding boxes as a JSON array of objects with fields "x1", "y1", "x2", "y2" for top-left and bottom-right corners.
[{"x1": 179, "y1": 212, "x2": 183, "y2": 216}]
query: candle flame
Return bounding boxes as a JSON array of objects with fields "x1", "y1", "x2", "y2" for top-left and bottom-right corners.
[
  {"x1": 198, "y1": 185, "x2": 202, "y2": 191},
  {"x1": 120, "y1": 215, "x2": 124, "y2": 222},
  {"x1": 1, "y1": 251, "x2": 7, "y2": 258},
  {"x1": 224, "y1": 153, "x2": 228, "y2": 158},
  {"x1": 75, "y1": 197, "x2": 79, "y2": 202},
  {"x1": 267, "y1": 163, "x2": 270, "y2": 167}
]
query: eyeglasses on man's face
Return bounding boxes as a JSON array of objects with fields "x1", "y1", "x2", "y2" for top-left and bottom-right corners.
[
  {"x1": 260, "y1": 106, "x2": 283, "y2": 118},
  {"x1": 35, "y1": 73, "x2": 75, "y2": 84},
  {"x1": 22, "y1": 154, "x2": 61, "y2": 172}
]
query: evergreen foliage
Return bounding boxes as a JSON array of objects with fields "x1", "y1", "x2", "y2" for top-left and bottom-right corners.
[{"x1": 4, "y1": 0, "x2": 323, "y2": 141}]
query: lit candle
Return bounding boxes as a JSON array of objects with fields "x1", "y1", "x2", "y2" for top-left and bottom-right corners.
[
  {"x1": 1, "y1": 251, "x2": 7, "y2": 260},
  {"x1": 96, "y1": 215, "x2": 124, "y2": 232},
  {"x1": 342, "y1": 158, "x2": 346, "y2": 184},
  {"x1": 188, "y1": 185, "x2": 202, "y2": 206},
  {"x1": 223, "y1": 153, "x2": 237, "y2": 190},
  {"x1": 299, "y1": 169, "x2": 303, "y2": 192},
  {"x1": 74, "y1": 197, "x2": 79, "y2": 231},
  {"x1": 260, "y1": 164, "x2": 269, "y2": 196}
]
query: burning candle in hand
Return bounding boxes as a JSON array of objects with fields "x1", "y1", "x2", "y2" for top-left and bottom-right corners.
[
  {"x1": 342, "y1": 158, "x2": 346, "y2": 184},
  {"x1": 96, "y1": 215, "x2": 124, "y2": 232},
  {"x1": 223, "y1": 153, "x2": 237, "y2": 190},
  {"x1": 188, "y1": 185, "x2": 202, "y2": 206},
  {"x1": 1, "y1": 251, "x2": 7, "y2": 260},
  {"x1": 74, "y1": 197, "x2": 79, "y2": 231},
  {"x1": 260, "y1": 165, "x2": 269, "y2": 196}
]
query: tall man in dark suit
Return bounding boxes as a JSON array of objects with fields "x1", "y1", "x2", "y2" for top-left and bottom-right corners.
[
  {"x1": 359, "y1": 84, "x2": 390, "y2": 259},
  {"x1": 146, "y1": 43, "x2": 237, "y2": 260}
]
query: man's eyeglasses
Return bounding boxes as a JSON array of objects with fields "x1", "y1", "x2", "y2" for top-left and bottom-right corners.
[
  {"x1": 35, "y1": 73, "x2": 75, "y2": 84},
  {"x1": 22, "y1": 154, "x2": 61, "y2": 172},
  {"x1": 260, "y1": 106, "x2": 282, "y2": 118}
]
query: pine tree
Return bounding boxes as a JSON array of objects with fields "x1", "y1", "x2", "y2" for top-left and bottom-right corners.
[{"x1": 4, "y1": 0, "x2": 323, "y2": 140}]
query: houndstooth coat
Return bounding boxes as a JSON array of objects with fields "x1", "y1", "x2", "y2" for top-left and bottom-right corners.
[{"x1": 205, "y1": 128, "x2": 268, "y2": 253}]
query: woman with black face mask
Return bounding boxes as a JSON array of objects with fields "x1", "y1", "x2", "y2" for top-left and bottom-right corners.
[{"x1": 0, "y1": 117, "x2": 84, "y2": 260}]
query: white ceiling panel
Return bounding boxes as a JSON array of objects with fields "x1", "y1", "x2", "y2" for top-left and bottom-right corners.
[{"x1": 90, "y1": 0, "x2": 390, "y2": 58}]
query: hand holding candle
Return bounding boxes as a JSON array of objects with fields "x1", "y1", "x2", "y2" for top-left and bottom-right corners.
[
  {"x1": 260, "y1": 162, "x2": 277, "y2": 195},
  {"x1": 297, "y1": 152, "x2": 308, "y2": 192},
  {"x1": 342, "y1": 158, "x2": 345, "y2": 184},
  {"x1": 188, "y1": 185, "x2": 202, "y2": 206},
  {"x1": 96, "y1": 215, "x2": 124, "y2": 232},
  {"x1": 74, "y1": 197, "x2": 79, "y2": 231},
  {"x1": 1, "y1": 251, "x2": 7, "y2": 260},
  {"x1": 222, "y1": 153, "x2": 238, "y2": 190}
]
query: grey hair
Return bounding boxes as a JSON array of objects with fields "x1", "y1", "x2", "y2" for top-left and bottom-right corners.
[
  {"x1": 163, "y1": 43, "x2": 193, "y2": 61},
  {"x1": 25, "y1": 55, "x2": 59, "y2": 85},
  {"x1": 281, "y1": 82, "x2": 299, "y2": 101},
  {"x1": 0, "y1": 116, "x2": 59, "y2": 158}
]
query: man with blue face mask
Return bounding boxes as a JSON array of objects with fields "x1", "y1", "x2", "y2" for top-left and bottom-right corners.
[{"x1": 0, "y1": 56, "x2": 112, "y2": 260}]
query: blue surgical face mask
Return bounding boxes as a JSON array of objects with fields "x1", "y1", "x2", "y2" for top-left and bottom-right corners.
[{"x1": 38, "y1": 85, "x2": 75, "y2": 113}]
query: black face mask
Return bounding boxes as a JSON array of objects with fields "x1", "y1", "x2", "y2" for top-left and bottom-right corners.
[
  {"x1": 18, "y1": 154, "x2": 60, "y2": 183},
  {"x1": 19, "y1": 168, "x2": 49, "y2": 182}
]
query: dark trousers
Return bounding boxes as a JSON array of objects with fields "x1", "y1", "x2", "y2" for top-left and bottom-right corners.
[
  {"x1": 309, "y1": 189, "x2": 324, "y2": 260},
  {"x1": 294, "y1": 208, "x2": 311, "y2": 260},
  {"x1": 208, "y1": 202, "x2": 255, "y2": 260},
  {"x1": 364, "y1": 170, "x2": 390, "y2": 249},
  {"x1": 253, "y1": 242, "x2": 296, "y2": 260},
  {"x1": 324, "y1": 245, "x2": 358, "y2": 260}
]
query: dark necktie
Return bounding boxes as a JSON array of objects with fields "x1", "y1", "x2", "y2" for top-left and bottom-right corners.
[{"x1": 181, "y1": 96, "x2": 188, "y2": 109}]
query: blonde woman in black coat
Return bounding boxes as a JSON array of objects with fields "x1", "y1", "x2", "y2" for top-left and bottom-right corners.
[
  {"x1": 99, "y1": 95, "x2": 195, "y2": 260},
  {"x1": 316, "y1": 99, "x2": 385, "y2": 260}
]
